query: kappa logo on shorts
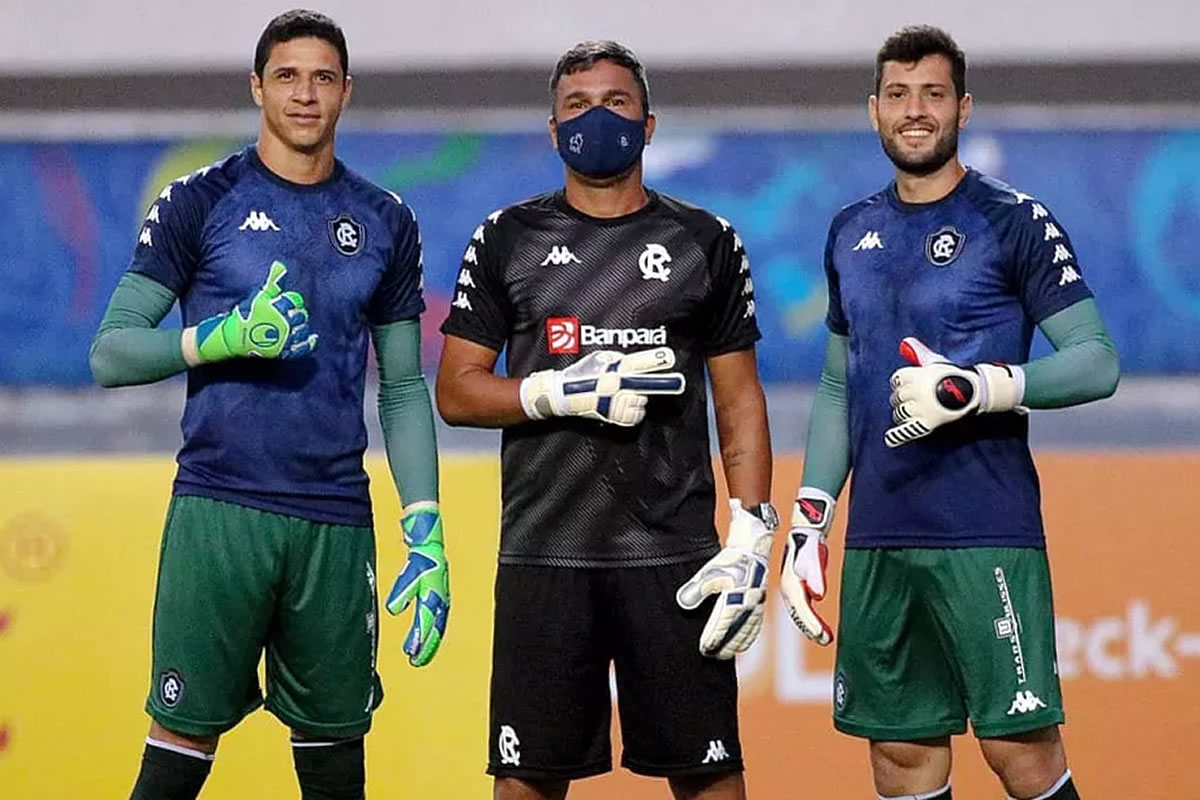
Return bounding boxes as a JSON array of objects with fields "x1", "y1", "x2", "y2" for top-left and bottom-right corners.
[
  {"x1": 1006, "y1": 689, "x2": 1048, "y2": 715},
  {"x1": 701, "y1": 739, "x2": 730, "y2": 763},
  {"x1": 159, "y1": 669, "x2": 185, "y2": 709},
  {"x1": 328, "y1": 214, "x2": 365, "y2": 257},
  {"x1": 497, "y1": 724, "x2": 521, "y2": 765},
  {"x1": 834, "y1": 671, "x2": 849, "y2": 712}
]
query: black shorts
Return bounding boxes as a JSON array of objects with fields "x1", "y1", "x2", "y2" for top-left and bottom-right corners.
[{"x1": 487, "y1": 559, "x2": 743, "y2": 780}]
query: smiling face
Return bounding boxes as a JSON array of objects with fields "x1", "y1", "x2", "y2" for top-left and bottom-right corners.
[
  {"x1": 869, "y1": 53, "x2": 971, "y2": 177},
  {"x1": 250, "y1": 36, "x2": 351, "y2": 156}
]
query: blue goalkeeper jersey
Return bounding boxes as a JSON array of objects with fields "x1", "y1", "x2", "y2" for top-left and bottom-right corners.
[
  {"x1": 127, "y1": 146, "x2": 424, "y2": 526},
  {"x1": 824, "y1": 168, "x2": 1093, "y2": 548}
]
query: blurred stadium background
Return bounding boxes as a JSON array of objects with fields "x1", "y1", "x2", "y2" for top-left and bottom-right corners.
[{"x1": 2, "y1": 1, "x2": 1199, "y2": 797}]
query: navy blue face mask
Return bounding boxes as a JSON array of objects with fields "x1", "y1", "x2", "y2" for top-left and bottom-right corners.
[{"x1": 555, "y1": 106, "x2": 647, "y2": 179}]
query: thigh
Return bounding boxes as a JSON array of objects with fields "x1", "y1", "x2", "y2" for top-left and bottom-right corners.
[
  {"x1": 148, "y1": 495, "x2": 281, "y2": 736},
  {"x1": 923, "y1": 548, "x2": 1065, "y2": 738},
  {"x1": 488, "y1": 565, "x2": 612, "y2": 780},
  {"x1": 265, "y1": 521, "x2": 381, "y2": 739},
  {"x1": 834, "y1": 549, "x2": 967, "y2": 741},
  {"x1": 610, "y1": 560, "x2": 742, "y2": 778}
]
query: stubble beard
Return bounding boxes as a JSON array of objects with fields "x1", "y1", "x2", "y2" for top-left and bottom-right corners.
[{"x1": 880, "y1": 117, "x2": 960, "y2": 177}]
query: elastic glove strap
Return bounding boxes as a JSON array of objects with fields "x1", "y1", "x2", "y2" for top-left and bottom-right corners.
[
  {"x1": 791, "y1": 486, "x2": 836, "y2": 540},
  {"x1": 974, "y1": 363, "x2": 1025, "y2": 414},
  {"x1": 518, "y1": 370, "x2": 563, "y2": 420}
]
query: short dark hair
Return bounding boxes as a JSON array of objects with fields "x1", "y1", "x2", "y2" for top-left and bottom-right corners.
[
  {"x1": 254, "y1": 9, "x2": 348, "y2": 79},
  {"x1": 875, "y1": 25, "x2": 966, "y2": 98},
  {"x1": 549, "y1": 40, "x2": 650, "y2": 116}
]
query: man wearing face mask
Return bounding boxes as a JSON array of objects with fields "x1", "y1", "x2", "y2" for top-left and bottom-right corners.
[{"x1": 437, "y1": 40, "x2": 772, "y2": 800}]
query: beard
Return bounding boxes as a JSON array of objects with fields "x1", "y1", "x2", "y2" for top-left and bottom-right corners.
[{"x1": 879, "y1": 119, "x2": 960, "y2": 177}]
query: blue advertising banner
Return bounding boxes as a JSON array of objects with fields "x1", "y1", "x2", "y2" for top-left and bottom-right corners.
[{"x1": 2, "y1": 129, "x2": 1198, "y2": 385}]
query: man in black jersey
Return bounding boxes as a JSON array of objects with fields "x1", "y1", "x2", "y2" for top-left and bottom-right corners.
[{"x1": 438, "y1": 41, "x2": 775, "y2": 800}]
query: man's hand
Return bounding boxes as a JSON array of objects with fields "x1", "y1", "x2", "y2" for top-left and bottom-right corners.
[
  {"x1": 780, "y1": 487, "x2": 835, "y2": 646},
  {"x1": 676, "y1": 499, "x2": 776, "y2": 659},
  {"x1": 885, "y1": 336, "x2": 1024, "y2": 447},
  {"x1": 386, "y1": 502, "x2": 450, "y2": 667},
  {"x1": 187, "y1": 260, "x2": 318, "y2": 364},
  {"x1": 519, "y1": 347, "x2": 686, "y2": 427}
]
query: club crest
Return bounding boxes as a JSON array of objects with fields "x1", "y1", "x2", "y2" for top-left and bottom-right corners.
[
  {"x1": 328, "y1": 214, "x2": 365, "y2": 257},
  {"x1": 925, "y1": 225, "x2": 966, "y2": 267}
]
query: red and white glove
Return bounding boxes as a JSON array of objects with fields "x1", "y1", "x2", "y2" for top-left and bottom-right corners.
[
  {"x1": 885, "y1": 336, "x2": 1025, "y2": 448},
  {"x1": 780, "y1": 487, "x2": 835, "y2": 646}
]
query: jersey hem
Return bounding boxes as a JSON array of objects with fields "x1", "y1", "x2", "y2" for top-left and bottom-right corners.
[
  {"x1": 844, "y1": 536, "x2": 1046, "y2": 550},
  {"x1": 497, "y1": 544, "x2": 720, "y2": 569},
  {"x1": 172, "y1": 484, "x2": 373, "y2": 528}
]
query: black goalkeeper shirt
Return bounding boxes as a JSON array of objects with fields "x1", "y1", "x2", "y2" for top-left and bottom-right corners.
[{"x1": 441, "y1": 190, "x2": 761, "y2": 567}]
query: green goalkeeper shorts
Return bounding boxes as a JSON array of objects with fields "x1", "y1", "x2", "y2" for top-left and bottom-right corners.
[
  {"x1": 146, "y1": 495, "x2": 383, "y2": 738},
  {"x1": 833, "y1": 547, "x2": 1065, "y2": 741}
]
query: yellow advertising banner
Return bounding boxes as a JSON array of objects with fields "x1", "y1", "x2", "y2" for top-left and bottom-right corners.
[{"x1": 1, "y1": 453, "x2": 1197, "y2": 798}]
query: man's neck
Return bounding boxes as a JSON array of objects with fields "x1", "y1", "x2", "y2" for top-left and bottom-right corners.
[
  {"x1": 894, "y1": 158, "x2": 967, "y2": 204},
  {"x1": 563, "y1": 165, "x2": 650, "y2": 218},
  {"x1": 255, "y1": 134, "x2": 335, "y2": 185}
]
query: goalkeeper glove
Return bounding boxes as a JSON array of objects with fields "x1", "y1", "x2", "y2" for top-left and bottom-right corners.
[
  {"x1": 185, "y1": 260, "x2": 318, "y2": 364},
  {"x1": 780, "y1": 487, "x2": 835, "y2": 646},
  {"x1": 676, "y1": 499, "x2": 778, "y2": 660},
  {"x1": 519, "y1": 347, "x2": 686, "y2": 427},
  {"x1": 885, "y1": 336, "x2": 1025, "y2": 448},
  {"x1": 385, "y1": 501, "x2": 450, "y2": 667}
]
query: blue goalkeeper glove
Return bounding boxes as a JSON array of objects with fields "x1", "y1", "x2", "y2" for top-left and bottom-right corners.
[
  {"x1": 676, "y1": 499, "x2": 778, "y2": 659},
  {"x1": 184, "y1": 260, "x2": 318, "y2": 364},
  {"x1": 385, "y1": 502, "x2": 449, "y2": 667},
  {"x1": 519, "y1": 347, "x2": 686, "y2": 427}
]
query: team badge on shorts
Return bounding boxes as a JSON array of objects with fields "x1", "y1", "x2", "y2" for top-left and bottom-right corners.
[
  {"x1": 925, "y1": 225, "x2": 966, "y2": 267},
  {"x1": 159, "y1": 669, "x2": 185, "y2": 709},
  {"x1": 834, "y1": 671, "x2": 849, "y2": 712},
  {"x1": 328, "y1": 214, "x2": 365, "y2": 257}
]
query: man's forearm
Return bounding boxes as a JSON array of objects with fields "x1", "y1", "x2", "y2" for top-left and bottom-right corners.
[
  {"x1": 799, "y1": 333, "x2": 852, "y2": 498},
  {"x1": 715, "y1": 387, "x2": 772, "y2": 505},
  {"x1": 89, "y1": 273, "x2": 188, "y2": 387},
  {"x1": 1021, "y1": 298, "x2": 1119, "y2": 409},
  {"x1": 435, "y1": 367, "x2": 528, "y2": 428}
]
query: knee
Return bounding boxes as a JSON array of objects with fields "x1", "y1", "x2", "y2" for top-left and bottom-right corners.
[
  {"x1": 870, "y1": 739, "x2": 952, "y2": 797},
  {"x1": 148, "y1": 720, "x2": 219, "y2": 754},
  {"x1": 979, "y1": 727, "x2": 1067, "y2": 798}
]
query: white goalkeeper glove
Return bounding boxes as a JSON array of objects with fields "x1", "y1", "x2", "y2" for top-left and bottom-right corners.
[
  {"x1": 885, "y1": 336, "x2": 1025, "y2": 448},
  {"x1": 519, "y1": 347, "x2": 686, "y2": 427},
  {"x1": 780, "y1": 487, "x2": 835, "y2": 646},
  {"x1": 676, "y1": 499, "x2": 778, "y2": 660}
]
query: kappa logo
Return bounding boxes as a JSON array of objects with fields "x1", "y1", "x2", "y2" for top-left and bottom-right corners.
[
  {"x1": 451, "y1": 291, "x2": 473, "y2": 311},
  {"x1": 457, "y1": 268, "x2": 477, "y2": 288},
  {"x1": 541, "y1": 245, "x2": 581, "y2": 266},
  {"x1": 852, "y1": 231, "x2": 883, "y2": 251},
  {"x1": 139, "y1": 227, "x2": 153, "y2": 247},
  {"x1": 702, "y1": 739, "x2": 730, "y2": 764},
  {"x1": 328, "y1": 214, "x2": 365, "y2": 256},
  {"x1": 926, "y1": 225, "x2": 966, "y2": 267},
  {"x1": 1006, "y1": 690, "x2": 1048, "y2": 715},
  {"x1": 159, "y1": 670, "x2": 185, "y2": 709},
  {"x1": 639, "y1": 243, "x2": 672, "y2": 281},
  {"x1": 546, "y1": 316, "x2": 580, "y2": 354},
  {"x1": 1052, "y1": 244, "x2": 1074, "y2": 264},
  {"x1": 239, "y1": 210, "x2": 280, "y2": 232},
  {"x1": 498, "y1": 725, "x2": 521, "y2": 766},
  {"x1": 1059, "y1": 265, "x2": 1082, "y2": 286}
]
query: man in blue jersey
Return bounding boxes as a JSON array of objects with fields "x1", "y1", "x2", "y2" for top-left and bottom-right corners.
[
  {"x1": 778, "y1": 26, "x2": 1118, "y2": 800},
  {"x1": 89, "y1": 10, "x2": 448, "y2": 800}
]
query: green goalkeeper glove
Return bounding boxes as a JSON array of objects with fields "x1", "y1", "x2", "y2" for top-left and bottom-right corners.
[
  {"x1": 184, "y1": 260, "x2": 318, "y2": 364},
  {"x1": 385, "y1": 502, "x2": 450, "y2": 667}
]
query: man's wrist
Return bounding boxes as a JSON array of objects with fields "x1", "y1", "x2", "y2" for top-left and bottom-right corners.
[{"x1": 180, "y1": 326, "x2": 202, "y2": 367}]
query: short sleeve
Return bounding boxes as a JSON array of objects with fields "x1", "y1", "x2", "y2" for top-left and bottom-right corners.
[
  {"x1": 368, "y1": 202, "x2": 426, "y2": 325},
  {"x1": 702, "y1": 222, "x2": 762, "y2": 356},
  {"x1": 439, "y1": 212, "x2": 513, "y2": 352},
  {"x1": 127, "y1": 178, "x2": 208, "y2": 295},
  {"x1": 1006, "y1": 198, "x2": 1094, "y2": 324},
  {"x1": 823, "y1": 221, "x2": 849, "y2": 336}
]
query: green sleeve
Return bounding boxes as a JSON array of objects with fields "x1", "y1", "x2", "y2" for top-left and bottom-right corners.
[
  {"x1": 89, "y1": 273, "x2": 188, "y2": 387},
  {"x1": 799, "y1": 333, "x2": 852, "y2": 497},
  {"x1": 372, "y1": 319, "x2": 439, "y2": 507},
  {"x1": 1021, "y1": 298, "x2": 1120, "y2": 408}
]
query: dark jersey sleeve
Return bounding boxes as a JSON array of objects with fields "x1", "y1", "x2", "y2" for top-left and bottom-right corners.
[
  {"x1": 127, "y1": 179, "x2": 208, "y2": 295},
  {"x1": 823, "y1": 219, "x2": 850, "y2": 336},
  {"x1": 702, "y1": 223, "x2": 762, "y2": 356},
  {"x1": 368, "y1": 202, "x2": 426, "y2": 325},
  {"x1": 1005, "y1": 199, "x2": 1094, "y2": 324},
  {"x1": 439, "y1": 213, "x2": 514, "y2": 352}
]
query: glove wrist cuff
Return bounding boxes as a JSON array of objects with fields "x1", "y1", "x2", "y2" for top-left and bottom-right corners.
[
  {"x1": 792, "y1": 486, "x2": 836, "y2": 538},
  {"x1": 975, "y1": 363, "x2": 1025, "y2": 413},
  {"x1": 519, "y1": 371, "x2": 560, "y2": 420}
]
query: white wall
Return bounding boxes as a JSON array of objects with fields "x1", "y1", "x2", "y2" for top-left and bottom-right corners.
[{"x1": 3, "y1": 0, "x2": 1199, "y2": 72}]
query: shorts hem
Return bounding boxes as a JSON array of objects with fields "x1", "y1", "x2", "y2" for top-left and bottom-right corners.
[
  {"x1": 147, "y1": 698, "x2": 262, "y2": 738},
  {"x1": 266, "y1": 703, "x2": 373, "y2": 739},
  {"x1": 487, "y1": 760, "x2": 611, "y2": 780},
  {"x1": 973, "y1": 711, "x2": 1065, "y2": 739},
  {"x1": 622, "y1": 756, "x2": 744, "y2": 778},
  {"x1": 834, "y1": 716, "x2": 966, "y2": 741}
]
